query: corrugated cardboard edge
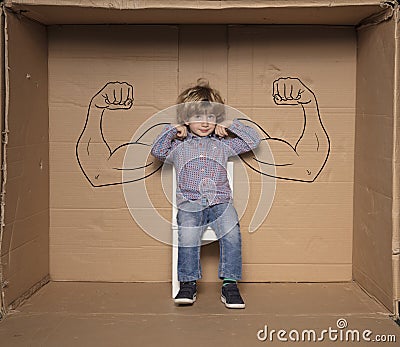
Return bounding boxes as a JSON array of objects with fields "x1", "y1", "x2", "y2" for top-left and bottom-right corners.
[
  {"x1": 2, "y1": 1, "x2": 388, "y2": 26},
  {"x1": 0, "y1": 4, "x2": 7, "y2": 321},
  {"x1": 6, "y1": 274, "x2": 49, "y2": 312},
  {"x1": 357, "y1": 1, "x2": 397, "y2": 29},
  {"x1": 393, "y1": 6, "x2": 400, "y2": 319},
  {"x1": 2, "y1": 0, "x2": 387, "y2": 10}
]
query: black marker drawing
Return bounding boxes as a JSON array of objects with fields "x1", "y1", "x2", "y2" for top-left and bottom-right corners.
[
  {"x1": 76, "y1": 77, "x2": 330, "y2": 187},
  {"x1": 239, "y1": 77, "x2": 330, "y2": 183},
  {"x1": 76, "y1": 82, "x2": 166, "y2": 187}
]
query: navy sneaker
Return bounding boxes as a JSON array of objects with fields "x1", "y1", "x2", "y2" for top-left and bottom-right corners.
[
  {"x1": 221, "y1": 283, "x2": 245, "y2": 309},
  {"x1": 174, "y1": 281, "x2": 197, "y2": 305}
]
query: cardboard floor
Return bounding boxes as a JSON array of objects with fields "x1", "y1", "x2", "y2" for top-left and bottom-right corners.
[{"x1": 0, "y1": 282, "x2": 399, "y2": 346}]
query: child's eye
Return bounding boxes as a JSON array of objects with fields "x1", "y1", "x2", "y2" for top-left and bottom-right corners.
[{"x1": 189, "y1": 115, "x2": 200, "y2": 121}]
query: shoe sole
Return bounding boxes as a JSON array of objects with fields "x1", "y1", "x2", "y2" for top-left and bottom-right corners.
[
  {"x1": 174, "y1": 295, "x2": 197, "y2": 305},
  {"x1": 221, "y1": 295, "x2": 245, "y2": 309}
]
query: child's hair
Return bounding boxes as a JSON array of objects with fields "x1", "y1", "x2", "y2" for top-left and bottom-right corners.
[{"x1": 176, "y1": 78, "x2": 226, "y2": 124}]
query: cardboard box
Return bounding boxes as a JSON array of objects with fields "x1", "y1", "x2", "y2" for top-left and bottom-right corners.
[{"x1": 0, "y1": 0, "x2": 399, "y2": 320}]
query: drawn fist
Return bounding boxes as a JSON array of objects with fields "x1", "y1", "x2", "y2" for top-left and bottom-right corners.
[
  {"x1": 272, "y1": 77, "x2": 315, "y2": 106},
  {"x1": 91, "y1": 82, "x2": 134, "y2": 110}
]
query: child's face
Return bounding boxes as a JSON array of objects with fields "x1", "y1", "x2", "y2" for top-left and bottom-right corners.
[{"x1": 185, "y1": 112, "x2": 217, "y2": 137}]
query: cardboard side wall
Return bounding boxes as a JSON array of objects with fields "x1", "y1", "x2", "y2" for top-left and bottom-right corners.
[
  {"x1": 0, "y1": 12, "x2": 49, "y2": 307},
  {"x1": 353, "y1": 18, "x2": 395, "y2": 311}
]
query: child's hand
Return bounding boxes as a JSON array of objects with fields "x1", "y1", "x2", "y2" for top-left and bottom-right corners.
[
  {"x1": 215, "y1": 120, "x2": 233, "y2": 138},
  {"x1": 174, "y1": 124, "x2": 187, "y2": 140}
]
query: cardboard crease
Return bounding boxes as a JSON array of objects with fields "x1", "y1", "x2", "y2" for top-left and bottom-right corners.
[
  {"x1": 0, "y1": 5, "x2": 10, "y2": 319},
  {"x1": 392, "y1": 6, "x2": 400, "y2": 307}
]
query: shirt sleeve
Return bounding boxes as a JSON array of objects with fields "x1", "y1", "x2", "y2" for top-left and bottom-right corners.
[
  {"x1": 222, "y1": 119, "x2": 261, "y2": 157},
  {"x1": 150, "y1": 124, "x2": 178, "y2": 162}
]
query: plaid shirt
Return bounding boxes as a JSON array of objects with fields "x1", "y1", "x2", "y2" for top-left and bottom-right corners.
[{"x1": 151, "y1": 119, "x2": 260, "y2": 207}]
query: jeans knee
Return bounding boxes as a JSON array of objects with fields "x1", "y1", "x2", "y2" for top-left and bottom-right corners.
[{"x1": 178, "y1": 228, "x2": 202, "y2": 247}]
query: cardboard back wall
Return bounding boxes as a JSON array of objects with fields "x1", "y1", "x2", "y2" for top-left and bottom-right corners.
[{"x1": 48, "y1": 24, "x2": 355, "y2": 283}]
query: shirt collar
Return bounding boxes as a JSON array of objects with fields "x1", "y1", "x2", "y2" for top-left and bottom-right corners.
[{"x1": 187, "y1": 132, "x2": 217, "y2": 140}]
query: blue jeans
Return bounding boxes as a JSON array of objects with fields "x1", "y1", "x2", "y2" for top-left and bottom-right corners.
[{"x1": 177, "y1": 201, "x2": 242, "y2": 282}]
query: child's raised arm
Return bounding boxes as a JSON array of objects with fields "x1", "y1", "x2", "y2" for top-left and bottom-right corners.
[
  {"x1": 219, "y1": 119, "x2": 261, "y2": 156},
  {"x1": 151, "y1": 124, "x2": 186, "y2": 162}
]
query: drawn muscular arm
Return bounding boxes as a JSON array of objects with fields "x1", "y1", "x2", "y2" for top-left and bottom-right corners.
[
  {"x1": 76, "y1": 82, "x2": 163, "y2": 187},
  {"x1": 244, "y1": 77, "x2": 330, "y2": 182}
]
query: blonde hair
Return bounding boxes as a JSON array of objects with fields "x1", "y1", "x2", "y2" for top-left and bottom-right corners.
[{"x1": 176, "y1": 78, "x2": 226, "y2": 124}]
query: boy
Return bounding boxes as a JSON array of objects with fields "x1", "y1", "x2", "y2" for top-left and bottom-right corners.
[{"x1": 151, "y1": 79, "x2": 260, "y2": 309}]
